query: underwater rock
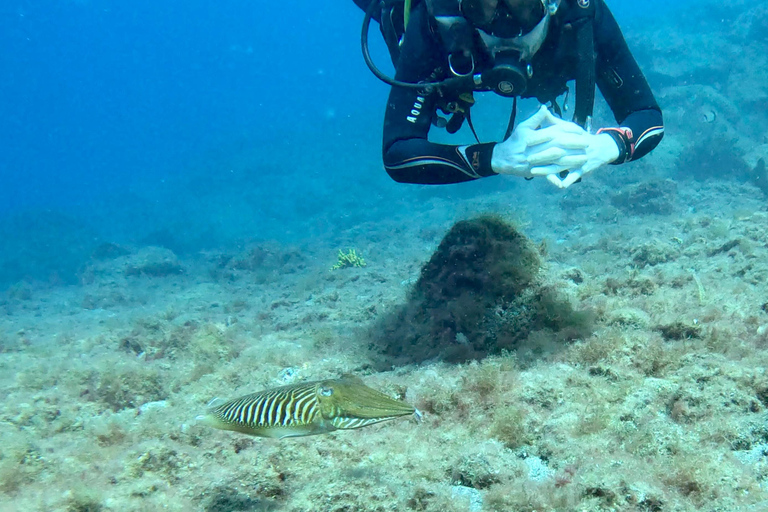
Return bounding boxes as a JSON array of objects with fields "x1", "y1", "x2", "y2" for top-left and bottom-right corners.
[
  {"x1": 559, "y1": 182, "x2": 606, "y2": 209},
  {"x1": 631, "y1": 241, "x2": 679, "y2": 268},
  {"x1": 706, "y1": 239, "x2": 742, "y2": 257},
  {"x1": 655, "y1": 321, "x2": 702, "y2": 341},
  {"x1": 450, "y1": 453, "x2": 502, "y2": 490},
  {"x1": 204, "y1": 486, "x2": 278, "y2": 512},
  {"x1": 751, "y1": 158, "x2": 768, "y2": 195},
  {"x1": 140, "y1": 228, "x2": 196, "y2": 255},
  {"x1": 603, "y1": 275, "x2": 658, "y2": 297},
  {"x1": 676, "y1": 135, "x2": 751, "y2": 182},
  {"x1": 610, "y1": 179, "x2": 677, "y2": 216},
  {"x1": 561, "y1": 267, "x2": 584, "y2": 284},
  {"x1": 91, "y1": 242, "x2": 130, "y2": 261},
  {"x1": 209, "y1": 243, "x2": 307, "y2": 283},
  {"x1": 371, "y1": 216, "x2": 594, "y2": 365},
  {"x1": 81, "y1": 245, "x2": 184, "y2": 283},
  {"x1": 605, "y1": 308, "x2": 651, "y2": 329},
  {"x1": 6, "y1": 283, "x2": 33, "y2": 301},
  {"x1": 124, "y1": 247, "x2": 184, "y2": 277},
  {"x1": 80, "y1": 290, "x2": 128, "y2": 310}
]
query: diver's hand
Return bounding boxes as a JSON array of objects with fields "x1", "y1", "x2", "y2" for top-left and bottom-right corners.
[
  {"x1": 524, "y1": 119, "x2": 591, "y2": 177},
  {"x1": 491, "y1": 106, "x2": 589, "y2": 178},
  {"x1": 537, "y1": 132, "x2": 620, "y2": 189}
]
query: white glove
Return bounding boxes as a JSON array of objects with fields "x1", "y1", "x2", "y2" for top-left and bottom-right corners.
[
  {"x1": 531, "y1": 129, "x2": 620, "y2": 189},
  {"x1": 491, "y1": 105, "x2": 589, "y2": 178}
]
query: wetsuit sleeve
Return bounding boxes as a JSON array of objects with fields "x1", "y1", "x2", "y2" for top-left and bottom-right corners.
[
  {"x1": 382, "y1": 4, "x2": 497, "y2": 184},
  {"x1": 593, "y1": 0, "x2": 664, "y2": 164}
]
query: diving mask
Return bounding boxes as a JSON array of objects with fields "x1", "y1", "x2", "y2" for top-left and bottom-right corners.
[
  {"x1": 461, "y1": 0, "x2": 560, "y2": 38},
  {"x1": 472, "y1": 0, "x2": 558, "y2": 96}
]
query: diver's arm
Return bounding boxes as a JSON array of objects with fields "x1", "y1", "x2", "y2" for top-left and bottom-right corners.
[
  {"x1": 593, "y1": 0, "x2": 664, "y2": 164},
  {"x1": 382, "y1": 4, "x2": 497, "y2": 184},
  {"x1": 384, "y1": 137, "x2": 497, "y2": 184}
]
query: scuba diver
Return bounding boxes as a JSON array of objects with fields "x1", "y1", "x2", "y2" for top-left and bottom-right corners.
[{"x1": 356, "y1": 0, "x2": 664, "y2": 188}]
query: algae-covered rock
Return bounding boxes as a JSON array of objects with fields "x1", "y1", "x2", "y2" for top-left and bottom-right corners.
[
  {"x1": 371, "y1": 216, "x2": 594, "y2": 365},
  {"x1": 124, "y1": 247, "x2": 184, "y2": 277},
  {"x1": 631, "y1": 241, "x2": 679, "y2": 267},
  {"x1": 676, "y1": 135, "x2": 751, "y2": 182},
  {"x1": 417, "y1": 215, "x2": 540, "y2": 300},
  {"x1": 656, "y1": 321, "x2": 702, "y2": 340},
  {"x1": 81, "y1": 245, "x2": 184, "y2": 283},
  {"x1": 203, "y1": 485, "x2": 276, "y2": 512},
  {"x1": 610, "y1": 180, "x2": 677, "y2": 216},
  {"x1": 606, "y1": 308, "x2": 651, "y2": 329}
]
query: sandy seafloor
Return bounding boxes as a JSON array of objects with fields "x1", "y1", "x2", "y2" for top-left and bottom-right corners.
[
  {"x1": 3, "y1": 2, "x2": 768, "y2": 511},
  {"x1": 4, "y1": 177, "x2": 768, "y2": 512}
]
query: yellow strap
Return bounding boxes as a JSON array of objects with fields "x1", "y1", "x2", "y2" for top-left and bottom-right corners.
[{"x1": 404, "y1": 0, "x2": 412, "y2": 29}]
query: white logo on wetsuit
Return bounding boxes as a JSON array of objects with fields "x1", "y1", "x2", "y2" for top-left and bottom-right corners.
[{"x1": 407, "y1": 96, "x2": 425, "y2": 123}]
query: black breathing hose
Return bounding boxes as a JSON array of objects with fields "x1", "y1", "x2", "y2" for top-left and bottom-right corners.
[{"x1": 361, "y1": 0, "x2": 464, "y2": 90}]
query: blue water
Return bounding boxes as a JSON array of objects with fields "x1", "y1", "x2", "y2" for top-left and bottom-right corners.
[
  {"x1": 0, "y1": 0, "x2": 381, "y2": 206},
  {"x1": 0, "y1": 0, "x2": 677, "y2": 284}
]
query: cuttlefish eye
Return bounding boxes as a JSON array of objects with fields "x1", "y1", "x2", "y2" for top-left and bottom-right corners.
[{"x1": 319, "y1": 386, "x2": 334, "y2": 397}]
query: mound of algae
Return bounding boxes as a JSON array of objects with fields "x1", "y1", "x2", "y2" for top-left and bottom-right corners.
[{"x1": 371, "y1": 215, "x2": 594, "y2": 365}]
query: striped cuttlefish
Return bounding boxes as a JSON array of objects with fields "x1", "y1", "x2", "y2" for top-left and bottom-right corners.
[{"x1": 197, "y1": 375, "x2": 419, "y2": 439}]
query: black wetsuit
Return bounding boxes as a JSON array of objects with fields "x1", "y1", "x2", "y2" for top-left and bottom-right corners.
[{"x1": 383, "y1": 0, "x2": 664, "y2": 184}]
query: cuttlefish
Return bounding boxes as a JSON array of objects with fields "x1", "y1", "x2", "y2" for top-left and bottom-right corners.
[{"x1": 197, "y1": 375, "x2": 419, "y2": 439}]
